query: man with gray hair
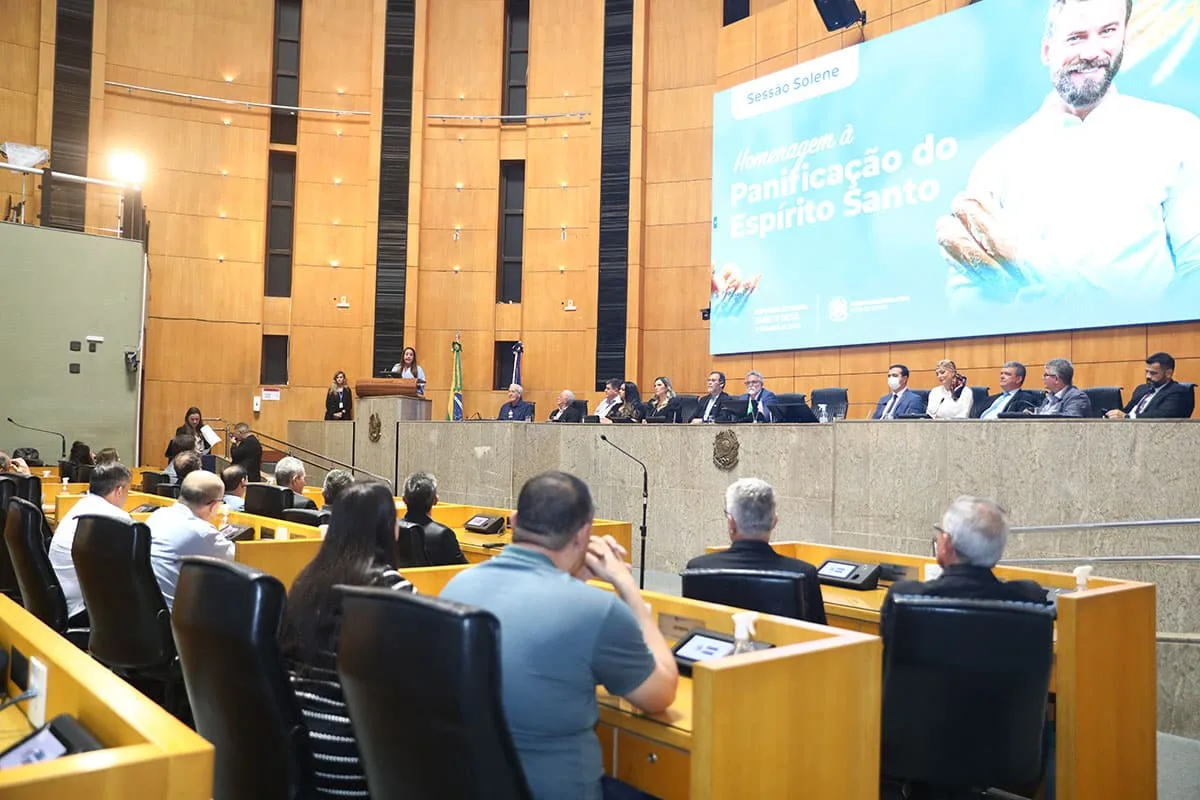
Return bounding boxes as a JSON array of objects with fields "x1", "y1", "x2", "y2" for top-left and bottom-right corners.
[
  {"x1": 401, "y1": 471, "x2": 467, "y2": 565},
  {"x1": 741, "y1": 370, "x2": 779, "y2": 423},
  {"x1": 498, "y1": 383, "x2": 535, "y2": 421},
  {"x1": 683, "y1": 477, "x2": 826, "y2": 624},
  {"x1": 548, "y1": 389, "x2": 583, "y2": 423},
  {"x1": 229, "y1": 422, "x2": 262, "y2": 482},
  {"x1": 275, "y1": 456, "x2": 318, "y2": 510},
  {"x1": 321, "y1": 469, "x2": 354, "y2": 509},
  {"x1": 881, "y1": 496, "x2": 1050, "y2": 634},
  {"x1": 1038, "y1": 358, "x2": 1092, "y2": 416},
  {"x1": 146, "y1": 470, "x2": 235, "y2": 609}
]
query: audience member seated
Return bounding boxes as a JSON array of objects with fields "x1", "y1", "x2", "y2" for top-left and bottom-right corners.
[
  {"x1": 0, "y1": 451, "x2": 31, "y2": 476},
  {"x1": 1106, "y1": 352, "x2": 1194, "y2": 420},
  {"x1": 594, "y1": 378, "x2": 623, "y2": 420},
  {"x1": 163, "y1": 433, "x2": 198, "y2": 482},
  {"x1": 441, "y1": 471, "x2": 678, "y2": 800},
  {"x1": 221, "y1": 465, "x2": 248, "y2": 511},
  {"x1": 1037, "y1": 358, "x2": 1092, "y2": 417},
  {"x1": 600, "y1": 381, "x2": 645, "y2": 423},
  {"x1": 739, "y1": 370, "x2": 779, "y2": 422},
  {"x1": 279, "y1": 481, "x2": 413, "y2": 798},
  {"x1": 881, "y1": 495, "x2": 1050, "y2": 638},
  {"x1": 926, "y1": 360, "x2": 973, "y2": 419},
  {"x1": 94, "y1": 447, "x2": 120, "y2": 464},
  {"x1": 683, "y1": 477, "x2": 826, "y2": 625},
  {"x1": 146, "y1": 471, "x2": 235, "y2": 609},
  {"x1": 48, "y1": 461, "x2": 133, "y2": 627},
  {"x1": 689, "y1": 371, "x2": 730, "y2": 424},
  {"x1": 644, "y1": 376, "x2": 683, "y2": 423},
  {"x1": 68, "y1": 440, "x2": 95, "y2": 468},
  {"x1": 229, "y1": 423, "x2": 263, "y2": 483},
  {"x1": 170, "y1": 451, "x2": 203, "y2": 487},
  {"x1": 401, "y1": 472, "x2": 467, "y2": 566},
  {"x1": 275, "y1": 457, "x2": 318, "y2": 510},
  {"x1": 548, "y1": 390, "x2": 584, "y2": 423},
  {"x1": 978, "y1": 361, "x2": 1042, "y2": 419},
  {"x1": 873, "y1": 364, "x2": 927, "y2": 420},
  {"x1": 322, "y1": 469, "x2": 354, "y2": 512},
  {"x1": 497, "y1": 383, "x2": 535, "y2": 421},
  {"x1": 174, "y1": 406, "x2": 212, "y2": 456}
]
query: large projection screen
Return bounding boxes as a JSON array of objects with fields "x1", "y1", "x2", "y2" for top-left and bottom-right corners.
[{"x1": 709, "y1": 0, "x2": 1200, "y2": 356}]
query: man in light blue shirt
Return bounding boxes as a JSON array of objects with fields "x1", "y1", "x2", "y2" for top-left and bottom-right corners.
[
  {"x1": 978, "y1": 361, "x2": 1042, "y2": 419},
  {"x1": 940, "y1": 0, "x2": 1200, "y2": 305},
  {"x1": 146, "y1": 471, "x2": 235, "y2": 609},
  {"x1": 221, "y1": 465, "x2": 246, "y2": 511}
]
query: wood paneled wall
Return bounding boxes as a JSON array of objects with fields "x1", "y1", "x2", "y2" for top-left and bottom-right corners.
[
  {"x1": 84, "y1": 0, "x2": 386, "y2": 459},
  {"x1": 0, "y1": 0, "x2": 55, "y2": 216}
]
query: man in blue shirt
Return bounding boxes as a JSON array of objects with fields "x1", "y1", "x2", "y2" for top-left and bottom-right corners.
[
  {"x1": 497, "y1": 383, "x2": 535, "y2": 421},
  {"x1": 441, "y1": 472, "x2": 678, "y2": 800},
  {"x1": 977, "y1": 361, "x2": 1043, "y2": 419}
]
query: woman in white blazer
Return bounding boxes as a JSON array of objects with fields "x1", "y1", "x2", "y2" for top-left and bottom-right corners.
[{"x1": 926, "y1": 359, "x2": 973, "y2": 419}]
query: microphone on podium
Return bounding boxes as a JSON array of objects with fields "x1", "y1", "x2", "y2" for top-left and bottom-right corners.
[
  {"x1": 599, "y1": 434, "x2": 649, "y2": 590},
  {"x1": 6, "y1": 417, "x2": 67, "y2": 458}
]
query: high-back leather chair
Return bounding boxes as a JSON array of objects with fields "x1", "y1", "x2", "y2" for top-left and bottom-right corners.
[
  {"x1": 5, "y1": 474, "x2": 42, "y2": 509},
  {"x1": 810, "y1": 387, "x2": 849, "y2": 419},
  {"x1": 677, "y1": 395, "x2": 699, "y2": 422},
  {"x1": 245, "y1": 484, "x2": 294, "y2": 520},
  {"x1": 881, "y1": 595, "x2": 1055, "y2": 793},
  {"x1": 173, "y1": 557, "x2": 316, "y2": 800},
  {"x1": 394, "y1": 520, "x2": 429, "y2": 568},
  {"x1": 281, "y1": 508, "x2": 324, "y2": 527},
  {"x1": 140, "y1": 470, "x2": 166, "y2": 494},
  {"x1": 57, "y1": 460, "x2": 75, "y2": 482},
  {"x1": 569, "y1": 399, "x2": 588, "y2": 418},
  {"x1": 336, "y1": 586, "x2": 532, "y2": 799},
  {"x1": 3, "y1": 498, "x2": 87, "y2": 647},
  {"x1": 0, "y1": 483, "x2": 22, "y2": 603},
  {"x1": 74, "y1": 464, "x2": 95, "y2": 485},
  {"x1": 1083, "y1": 386, "x2": 1123, "y2": 417},
  {"x1": 680, "y1": 568, "x2": 820, "y2": 624},
  {"x1": 1175, "y1": 382, "x2": 1197, "y2": 418},
  {"x1": 157, "y1": 483, "x2": 181, "y2": 499},
  {"x1": 71, "y1": 515, "x2": 184, "y2": 713},
  {"x1": 967, "y1": 386, "x2": 991, "y2": 418},
  {"x1": 907, "y1": 389, "x2": 931, "y2": 414}
]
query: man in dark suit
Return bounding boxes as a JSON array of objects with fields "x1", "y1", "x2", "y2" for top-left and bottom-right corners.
[
  {"x1": 497, "y1": 383, "x2": 535, "y2": 421},
  {"x1": 275, "y1": 456, "x2": 318, "y2": 510},
  {"x1": 547, "y1": 390, "x2": 584, "y2": 423},
  {"x1": 689, "y1": 371, "x2": 731, "y2": 423},
  {"x1": 976, "y1": 361, "x2": 1043, "y2": 419},
  {"x1": 229, "y1": 423, "x2": 263, "y2": 483},
  {"x1": 736, "y1": 371, "x2": 780, "y2": 422},
  {"x1": 881, "y1": 496, "x2": 1049, "y2": 636},
  {"x1": 402, "y1": 471, "x2": 467, "y2": 565},
  {"x1": 1037, "y1": 358, "x2": 1092, "y2": 417},
  {"x1": 684, "y1": 478, "x2": 826, "y2": 625},
  {"x1": 873, "y1": 364, "x2": 928, "y2": 419},
  {"x1": 1106, "y1": 352, "x2": 1195, "y2": 420}
]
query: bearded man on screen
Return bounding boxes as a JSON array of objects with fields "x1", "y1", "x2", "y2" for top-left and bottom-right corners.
[{"x1": 938, "y1": 0, "x2": 1200, "y2": 305}]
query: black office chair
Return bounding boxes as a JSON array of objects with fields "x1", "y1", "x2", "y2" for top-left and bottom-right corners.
[
  {"x1": 677, "y1": 395, "x2": 699, "y2": 422},
  {"x1": 771, "y1": 393, "x2": 818, "y2": 423},
  {"x1": 245, "y1": 484, "x2": 294, "y2": 520},
  {"x1": 1176, "y1": 382, "x2": 1197, "y2": 418},
  {"x1": 58, "y1": 460, "x2": 76, "y2": 482},
  {"x1": 157, "y1": 483, "x2": 181, "y2": 499},
  {"x1": 881, "y1": 595, "x2": 1055, "y2": 797},
  {"x1": 0, "y1": 484, "x2": 22, "y2": 603},
  {"x1": 810, "y1": 387, "x2": 849, "y2": 419},
  {"x1": 74, "y1": 464, "x2": 95, "y2": 485},
  {"x1": 394, "y1": 520, "x2": 429, "y2": 568},
  {"x1": 908, "y1": 389, "x2": 931, "y2": 412},
  {"x1": 526, "y1": 402, "x2": 536, "y2": 420},
  {"x1": 140, "y1": 470, "x2": 166, "y2": 494},
  {"x1": 71, "y1": 515, "x2": 186, "y2": 716},
  {"x1": 968, "y1": 386, "x2": 991, "y2": 418},
  {"x1": 281, "y1": 508, "x2": 325, "y2": 527},
  {"x1": 569, "y1": 399, "x2": 588, "y2": 419},
  {"x1": 173, "y1": 558, "x2": 316, "y2": 800},
  {"x1": 1083, "y1": 386, "x2": 1123, "y2": 418},
  {"x1": 336, "y1": 587, "x2": 532, "y2": 799},
  {"x1": 4, "y1": 473, "x2": 42, "y2": 509},
  {"x1": 3, "y1": 498, "x2": 88, "y2": 648},
  {"x1": 680, "y1": 568, "x2": 820, "y2": 624}
]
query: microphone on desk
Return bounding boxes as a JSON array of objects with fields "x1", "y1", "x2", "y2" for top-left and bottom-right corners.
[
  {"x1": 6, "y1": 417, "x2": 67, "y2": 458},
  {"x1": 600, "y1": 434, "x2": 649, "y2": 590}
]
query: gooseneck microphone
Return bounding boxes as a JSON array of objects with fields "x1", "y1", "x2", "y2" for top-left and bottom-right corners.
[
  {"x1": 600, "y1": 434, "x2": 649, "y2": 590},
  {"x1": 6, "y1": 417, "x2": 67, "y2": 458}
]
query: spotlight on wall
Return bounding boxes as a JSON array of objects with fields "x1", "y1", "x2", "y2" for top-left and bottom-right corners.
[
  {"x1": 454, "y1": 225, "x2": 462, "y2": 241},
  {"x1": 332, "y1": 219, "x2": 340, "y2": 226},
  {"x1": 563, "y1": 299, "x2": 577, "y2": 312},
  {"x1": 222, "y1": 118, "x2": 232, "y2": 126},
  {"x1": 108, "y1": 151, "x2": 147, "y2": 187},
  {"x1": 456, "y1": 182, "x2": 463, "y2": 191},
  {"x1": 337, "y1": 87, "x2": 346, "y2": 95},
  {"x1": 558, "y1": 264, "x2": 566, "y2": 274},
  {"x1": 336, "y1": 296, "x2": 350, "y2": 309},
  {"x1": 218, "y1": 254, "x2": 225, "y2": 263},
  {"x1": 220, "y1": 169, "x2": 229, "y2": 177},
  {"x1": 219, "y1": 210, "x2": 227, "y2": 219},
  {"x1": 453, "y1": 264, "x2": 461, "y2": 273},
  {"x1": 224, "y1": 75, "x2": 234, "y2": 83},
  {"x1": 560, "y1": 181, "x2": 567, "y2": 189},
  {"x1": 333, "y1": 177, "x2": 342, "y2": 186},
  {"x1": 330, "y1": 259, "x2": 340, "y2": 268},
  {"x1": 560, "y1": 225, "x2": 567, "y2": 241}
]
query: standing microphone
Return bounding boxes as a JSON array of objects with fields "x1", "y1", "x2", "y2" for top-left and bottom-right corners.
[
  {"x1": 600, "y1": 434, "x2": 649, "y2": 590},
  {"x1": 6, "y1": 417, "x2": 67, "y2": 458}
]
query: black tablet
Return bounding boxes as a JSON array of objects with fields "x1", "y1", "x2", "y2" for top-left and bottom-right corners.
[
  {"x1": 0, "y1": 714, "x2": 102, "y2": 770},
  {"x1": 670, "y1": 628, "x2": 773, "y2": 677}
]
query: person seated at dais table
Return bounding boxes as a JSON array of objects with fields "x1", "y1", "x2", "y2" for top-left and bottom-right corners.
[
  {"x1": 498, "y1": 383, "x2": 535, "y2": 421},
  {"x1": 548, "y1": 389, "x2": 584, "y2": 423},
  {"x1": 978, "y1": 361, "x2": 1043, "y2": 419},
  {"x1": 926, "y1": 359, "x2": 973, "y2": 419},
  {"x1": 1106, "y1": 352, "x2": 1194, "y2": 419},
  {"x1": 873, "y1": 364, "x2": 927, "y2": 420}
]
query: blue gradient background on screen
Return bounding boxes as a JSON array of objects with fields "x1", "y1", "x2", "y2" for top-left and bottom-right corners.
[{"x1": 709, "y1": 0, "x2": 1200, "y2": 355}]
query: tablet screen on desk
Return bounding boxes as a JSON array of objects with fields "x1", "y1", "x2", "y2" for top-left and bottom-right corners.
[
  {"x1": 0, "y1": 726, "x2": 67, "y2": 769},
  {"x1": 675, "y1": 634, "x2": 736, "y2": 661}
]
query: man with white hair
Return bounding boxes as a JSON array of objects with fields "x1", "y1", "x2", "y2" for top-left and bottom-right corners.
[
  {"x1": 684, "y1": 477, "x2": 826, "y2": 625},
  {"x1": 497, "y1": 383, "x2": 535, "y2": 421},
  {"x1": 881, "y1": 496, "x2": 1049, "y2": 633},
  {"x1": 547, "y1": 389, "x2": 583, "y2": 423},
  {"x1": 275, "y1": 456, "x2": 318, "y2": 510}
]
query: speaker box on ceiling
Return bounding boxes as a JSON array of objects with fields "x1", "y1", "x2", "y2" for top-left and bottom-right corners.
[{"x1": 813, "y1": 0, "x2": 866, "y2": 32}]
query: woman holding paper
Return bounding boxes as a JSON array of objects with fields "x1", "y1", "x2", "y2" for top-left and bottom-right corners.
[{"x1": 174, "y1": 406, "x2": 213, "y2": 455}]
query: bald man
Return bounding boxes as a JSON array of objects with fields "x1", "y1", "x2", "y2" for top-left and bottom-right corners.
[{"x1": 145, "y1": 470, "x2": 235, "y2": 609}]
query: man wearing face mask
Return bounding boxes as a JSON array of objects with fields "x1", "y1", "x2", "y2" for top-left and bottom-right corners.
[
  {"x1": 1105, "y1": 352, "x2": 1195, "y2": 419},
  {"x1": 939, "y1": 0, "x2": 1200, "y2": 306},
  {"x1": 873, "y1": 364, "x2": 927, "y2": 420}
]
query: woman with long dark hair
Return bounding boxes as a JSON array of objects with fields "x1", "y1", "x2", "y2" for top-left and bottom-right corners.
[
  {"x1": 68, "y1": 440, "x2": 94, "y2": 467},
  {"x1": 600, "y1": 381, "x2": 646, "y2": 423},
  {"x1": 279, "y1": 481, "x2": 411, "y2": 797},
  {"x1": 173, "y1": 406, "x2": 211, "y2": 455}
]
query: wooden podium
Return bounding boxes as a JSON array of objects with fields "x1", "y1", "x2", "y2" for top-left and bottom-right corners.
[{"x1": 355, "y1": 378, "x2": 421, "y2": 398}]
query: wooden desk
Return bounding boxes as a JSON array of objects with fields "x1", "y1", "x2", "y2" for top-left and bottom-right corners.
[
  {"x1": 706, "y1": 541, "x2": 1157, "y2": 800},
  {"x1": 0, "y1": 596, "x2": 212, "y2": 798},
  {"x1": 403, "y1": 566, "x2": 882, "y2": 799}
]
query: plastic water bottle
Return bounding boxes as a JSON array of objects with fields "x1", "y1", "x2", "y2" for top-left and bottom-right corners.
[
  {"x1": 817, "y1": 403, "x2": 829, "y2": 423},
  {"x1": 731, "y1": 610, "x2": 759, "y2": 655}
]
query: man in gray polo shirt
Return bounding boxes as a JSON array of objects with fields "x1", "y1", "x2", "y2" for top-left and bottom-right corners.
[{"x1": 441, "y1": 471, "x2": 678, "y2": 800}]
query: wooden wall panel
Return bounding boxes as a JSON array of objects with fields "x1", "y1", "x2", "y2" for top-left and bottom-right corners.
[
  {"x1": 0, "y1": 0, "x2": 47, "y2": 209},
  {"x1": 423, "y1": 0, "x2": 504, "y2": 101}
]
